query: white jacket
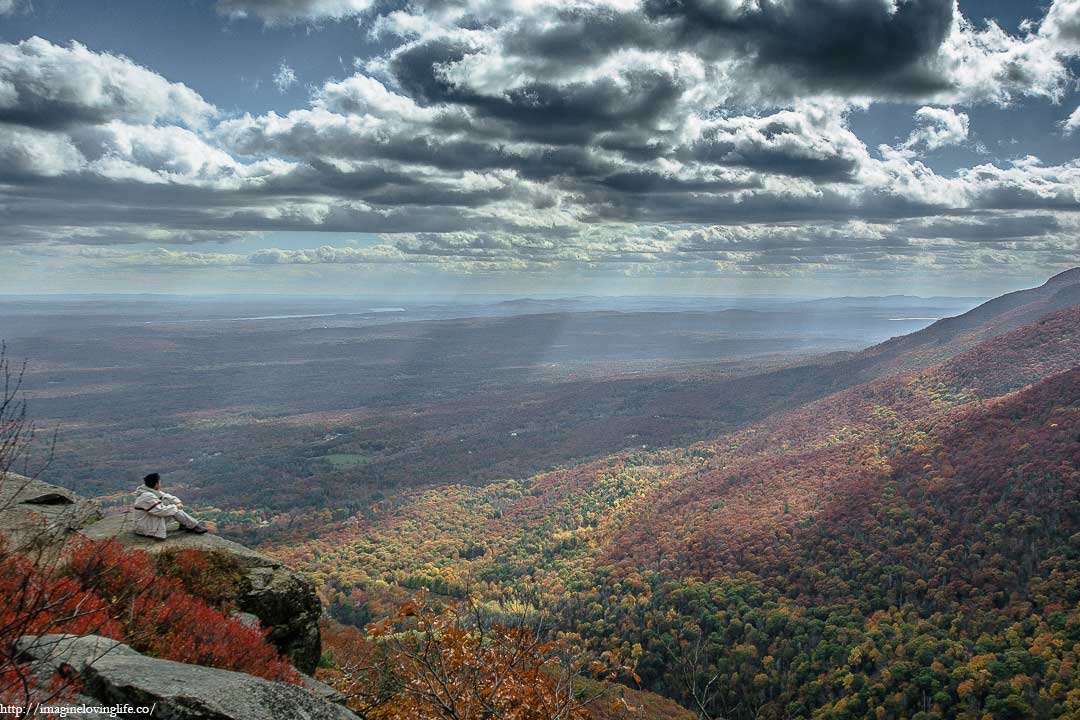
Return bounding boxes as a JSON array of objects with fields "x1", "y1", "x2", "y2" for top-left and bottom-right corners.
[{"x1": 132, "y1": 486, "x2": 183, "y2": 539}]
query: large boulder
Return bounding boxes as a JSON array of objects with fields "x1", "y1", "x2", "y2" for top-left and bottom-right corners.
[
  {"x1": 80, "y1": 512, "x2": 322, "y2": 674},
  {"x1": 17, "y1": 634, "x2": 357, "y2": 720},
  {"x1": 0, "y1": 473, "x2": 103, "y2": 552}
]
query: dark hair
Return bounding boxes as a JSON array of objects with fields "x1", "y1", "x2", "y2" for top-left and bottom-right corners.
[{"x1": 143, "y1": 472, "x2": 161, "y2": 488}]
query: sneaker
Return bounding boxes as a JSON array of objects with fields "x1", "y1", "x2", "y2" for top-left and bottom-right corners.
[{"x1": 183, "y1": 523, "x2": 209, "y2": 534}]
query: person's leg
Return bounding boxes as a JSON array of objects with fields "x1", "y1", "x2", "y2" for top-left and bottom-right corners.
[
  {"x1": 163, "y1": 506, "x2": 207, "y2": 532},
  {"x1": 172, "y1": 508, "x2": 200, "y2": 528}
]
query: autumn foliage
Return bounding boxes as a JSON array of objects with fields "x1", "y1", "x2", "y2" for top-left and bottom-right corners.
[
  {"x1": 319, "y1": 597, "x2": 599, "y2": 720},
  {"x1": 63, "y1": 540, "x2": 299, "y2": 683},
  {"x1": 1, "y1": 536, "x2": 299, "y2": 705},
  {"x1": 4, "y1": 287, "x2": 1080, "y2": 718},
  {"x1": 0, "y1": 542, "x2": 119, "y2": 705},
  {"x1": 282, "y1": 306, "x2": 1080, "y2": 719}
]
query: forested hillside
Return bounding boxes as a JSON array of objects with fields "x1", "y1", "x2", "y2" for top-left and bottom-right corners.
[
  {"x1": 216, "y1": 271, "x2": 1077, "y2": 547},
  {"x1": 274, "y1": 279, "x2": 1080, "y2": 719}
]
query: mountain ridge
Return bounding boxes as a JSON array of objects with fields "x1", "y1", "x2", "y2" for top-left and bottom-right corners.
[{"x1": 272, "y1": 269, "x2": 1080, "y2": 720}]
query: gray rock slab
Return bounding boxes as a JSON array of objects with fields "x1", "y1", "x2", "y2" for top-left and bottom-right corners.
[
  {"x1": 0, "y1": 473, "x2": 103, "y2": 553},
  {"x1": 17, "y1": 634, "x2": 357, "y2": 720}
]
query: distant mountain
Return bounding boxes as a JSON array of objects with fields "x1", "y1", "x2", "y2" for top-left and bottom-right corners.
[
  {"x1": 486, "y1": 293, "x2": 983, "y2": 317},
  {"x1": 793, "y1": 294, "x2": 983, "y2": 310},
  {"x1": 719, "y1": 266, "x2": 1080, "y2": 405},
  {"x1": 608, "y1": 303, "x2": 1080, "y2": 577},
  {"x1": 862, "y1": 266, "x2": 1080, "y2": 373}
]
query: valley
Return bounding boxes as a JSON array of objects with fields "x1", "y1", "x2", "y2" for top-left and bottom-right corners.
[{"x1": 0, "y1": 293, "x2": 977, "y2": 537}]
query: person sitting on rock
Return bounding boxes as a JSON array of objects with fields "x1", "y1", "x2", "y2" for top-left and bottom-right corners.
[{"x1": 133, "y1": 472, "x2": 208, "y2": 538}]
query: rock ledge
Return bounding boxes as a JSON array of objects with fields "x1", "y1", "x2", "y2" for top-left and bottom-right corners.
[{"x1": 18, "y1": 634, "x2": 356, "y2": 720}]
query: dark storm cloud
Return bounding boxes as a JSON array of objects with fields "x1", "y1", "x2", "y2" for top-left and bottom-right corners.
[
  {"x1": 261, "y1": 159, "x2": 520, "y2": 207},
  {"x1": 711, "y1": 151, "x2": 858, "y2": 182},
  {"x1": 363, "y1": 181, "x2": 516, "y2": 207},
  {"x1": 259, "y1": 160, "x2": 419, "y2": 195},
  {"x1": 500, "y1": 6, "x2": 659, "y2": 64},
  {"x1": 386, "y1": 38, "x2": 471, "y2": 106},
  {"x1": 466, "y1": 72, "x2": 684, "y2": 144},
  {"x1": 684, "y1": 115, "x2": 864, "y2": 182},
  {"x1": 383, "y1": 0, "x2": 957, "y2": 100},
  {"x1": 503, "y1": 146, "x2": 617, "y2": 183},
  {"x1": 214, "y1": 0, "x2": 373, "y2": 24},
  {"x1": 219, "y1": 102, "x2": 633, "y2": 185},
  {"x1": 901, "y1": 214, "x2": 1063, "y2": 240},
  {"x1": 388, "y1": 40, "x2": 684, "y2": 145},
  {"x1": 0, "y1": 190, "x2": 509, "y2": 236},
  {"x1": 385, "y1": 0, "x2": 962, "y2": 116},
  {"x1": 597, "y1": 170, "x2": 757, "y2": 194},
  {"x1": 643, "y1": 0, "x2": 955, "y2": 95}
]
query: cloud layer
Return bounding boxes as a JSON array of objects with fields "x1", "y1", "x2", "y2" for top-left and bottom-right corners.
[
  {"x1": 215, "y1": 0, "x2": 373, "y2": 24},
  {"x1": 2, "y1": 0, "x2": 1080, "y2": 289}
]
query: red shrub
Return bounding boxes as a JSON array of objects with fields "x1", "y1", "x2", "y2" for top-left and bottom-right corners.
[
  {"x1": 154, "y1": 548, "x2": 244, "y2": 611},
  {"x1": 129, "y1": 591, "x2": 298, "y2": 682},
  {"x1": 56, "y1": 540, "x2": 301, "y2": 684},
  {"x1": 0, "y1": 546, "x2": 121, "y2": 705}
]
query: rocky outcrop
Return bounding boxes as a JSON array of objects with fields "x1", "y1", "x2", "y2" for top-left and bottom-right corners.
[
  {"x1": 1, "y1": 475, "x2": 324, "y2": 675},
  {"x1": 17, "y1": 634, "x2": 357, "y2": 720},
  {"x1": 80, "y1": 512, "x2": 322, "y2": 674},
  {"x1": 0, "y1": 473, "x2": 102, "y2": 552}
]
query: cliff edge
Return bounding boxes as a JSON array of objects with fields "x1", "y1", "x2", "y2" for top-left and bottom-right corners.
[
  {"x1": 80, "y1": 511, "x2": 322, "y2": 674},
  {"x1": 1, "y1": 473, "x2": 340, "y2": 719}
]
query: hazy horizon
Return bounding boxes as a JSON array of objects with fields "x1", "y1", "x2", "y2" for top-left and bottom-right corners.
[{"x1": 0, "y1": 289, "x2": 991, "y2": 301}]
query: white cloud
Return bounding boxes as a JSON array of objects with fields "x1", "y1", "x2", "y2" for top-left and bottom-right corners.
[
  {"x1": 1064, "y1": 106, "x2": 1080, "y2": 135},
  {"x1": 138, "y1": 248, "x2": 249, "y2": 266},
  {"x1": 898, "y1": 106, "x2": 970, "y2": 155},
  {"x1": 76, "y1": 122, "x2": 293, "y2": 187},
  {"x1": 2, "y1": 1, "x2": 1080, "y2": 286},
  {"x1": 0, "y1": 126, "x2": 85, "y2": 177},
  {"x1": 248, "y1": 244, "x2": 408, "y2": 264},
  {"x1": 1037, "y1": 0, "x2": 1080, "y2": 52},
  {"x1": 931, "y1": 15, "x2": 1070, "y2": 106},
  {"x1": 216, "y1": 0, "x2": 373, "y2": 25},
  {"x1": 0, "y1": 37, "x2": 216, "y2": 129},
  {"x1": 315, "y1": 74, "x2": 433, "y2": 121},
  {"x1": 273, "y1": 61, "x2": 298, "y2": 93},
  {"x1": 688, "y1": 106, "x2": 870, "y2": 180},
  {"x1": 956, "y1": 156, "x2": 1080, "y2": 210},
  {"x1": 0, "y1": 225, "x2": 255, "y2": 247}
]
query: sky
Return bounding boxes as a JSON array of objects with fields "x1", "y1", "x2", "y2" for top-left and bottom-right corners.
[{"x1": 1, "y1": 0, "x2": 1079, "y2": 298}]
